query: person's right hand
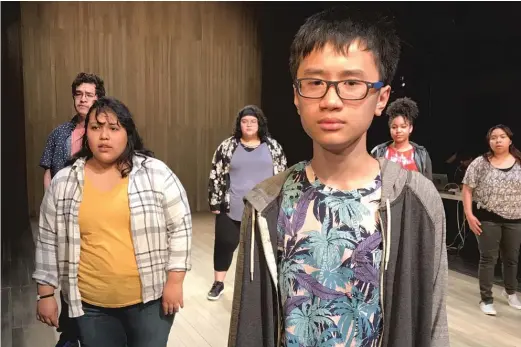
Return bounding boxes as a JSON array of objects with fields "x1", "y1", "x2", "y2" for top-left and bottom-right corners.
[
  {"x1": 467, "y1": 214, "x2": 482, "y2": 235},
  {"x1": 212, "y1": 210, "x2": 220, "y2": 215},
  {"x1": 36, "y1": 297, "x2": 59, "y2": 328}
]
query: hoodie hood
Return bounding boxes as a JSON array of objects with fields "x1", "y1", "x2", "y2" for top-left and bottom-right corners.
[
  {"x1": 243, "y1": 158, "x2": 408, "y2": 285},
  {"x1": 244, "y1": 158, "x2": 409, "y2": 213}
]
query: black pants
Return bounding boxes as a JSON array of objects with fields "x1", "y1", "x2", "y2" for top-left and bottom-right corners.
[
  {"x1": 477, "y1": 220, "x2": 521, "y2": 304},
  {"x1": 56, "y1": 291, "x2": 80, "y2": 346},
  {"x1": 213, "y1": 213, "x2": 241, "y2": 272}
]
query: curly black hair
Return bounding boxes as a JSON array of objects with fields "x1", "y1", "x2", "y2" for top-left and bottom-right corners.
[
  {"x1": 71, "y1": 72, "x2": 106, "y2": 98},
  {"x1": 232, "y1": 105, "x2": 271, "y2": 140},
  {"x1": 386, "y1": 97, "x2": 419, "y2": 127}
]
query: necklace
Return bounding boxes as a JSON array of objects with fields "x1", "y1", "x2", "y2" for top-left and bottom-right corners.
[{"x1": 241, "y1": 139, "x2": 260, "y2": 149}]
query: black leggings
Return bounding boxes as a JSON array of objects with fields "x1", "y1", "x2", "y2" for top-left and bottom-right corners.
[{"x1": 214, "y1": 213, "x2": 241, "y2": 272}]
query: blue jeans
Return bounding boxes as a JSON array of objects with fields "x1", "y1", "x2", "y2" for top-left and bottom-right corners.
[{"x1": 76, "y1": 299, "x2": 174, "y2": 347}]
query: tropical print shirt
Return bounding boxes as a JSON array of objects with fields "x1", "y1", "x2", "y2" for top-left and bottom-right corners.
[{"x1": 277, "y1": 161, "x2": 383, "y2": 347}]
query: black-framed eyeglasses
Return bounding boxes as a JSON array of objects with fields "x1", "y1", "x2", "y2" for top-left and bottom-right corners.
[
  {"x1": 294, "y1": 78, "x2": 384, "y2": 100},
  {"x1": 74, "y1": 91, "x2": 96, "y2": 100}
]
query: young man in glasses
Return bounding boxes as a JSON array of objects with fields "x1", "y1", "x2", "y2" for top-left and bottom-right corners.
[
  {"x1": 40, "y1": 72, "x2": 106, "y2": 190},
  {"x1": 228, "y1": 6, "x2": 449, "y2": 347},
  {"x1": 38, "y1": 72, "x2": 105, "y2": 347}
]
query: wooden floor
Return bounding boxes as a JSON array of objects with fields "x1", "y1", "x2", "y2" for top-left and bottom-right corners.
[
  {"x1": 3, "y1": 212, "x2": 520, "y2": 347},
  {"x1": 168, "y1": 213, "x2": 238, "y2": 347}
]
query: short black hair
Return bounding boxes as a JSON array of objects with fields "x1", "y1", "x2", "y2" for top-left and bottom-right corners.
[
  {"x1": 233, "y1": 105, "x2": 270, "y2": 140},
  {"x1": 71, "y1": 72, "x2": 106, "y2": 98},
  {"x1": 289, "y1": 6, "x2": 401, "y2": 85},
  {"x1": 69, "y1": 97, "x2": 154, "y2": 177},
  {"x1": 386, "y1": 97, "x2": 418, "y2": 126}
]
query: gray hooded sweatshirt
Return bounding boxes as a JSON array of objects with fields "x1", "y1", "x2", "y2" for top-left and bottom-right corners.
[{"x1": 228, "y1": 158, "x2": 449, "y2": 347}]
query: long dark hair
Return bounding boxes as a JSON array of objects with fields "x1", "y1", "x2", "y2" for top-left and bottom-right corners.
[
  {"x1": 483, "y1": 124, "x2": 521, "y2": 164},
  {"x1": 68, "y1": 97, "x2": 154, "y2": 177},
  {"x1": 233, "y1": 105, "x2": 270, "y2": 141}
]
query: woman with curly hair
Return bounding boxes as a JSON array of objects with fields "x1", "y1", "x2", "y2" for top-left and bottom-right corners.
[
  {"x1": 371, "y1": 97, "x2": 433, "y2": 179},
  {"x1": 207, "y1": 105, "x2": 287, "y2": 300}
]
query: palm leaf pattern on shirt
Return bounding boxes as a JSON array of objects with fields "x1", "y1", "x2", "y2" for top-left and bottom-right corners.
[{"x1": 278, "y1": 163, "x2": 383, "y2": 347}]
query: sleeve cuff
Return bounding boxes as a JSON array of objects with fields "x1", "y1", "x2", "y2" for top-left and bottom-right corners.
[
  {"x1": 33, "y1": 273, "x2": 58, "y2": 289},
  {"x1": 462, "y1": 181, "x2": 476, "y2": 189},
  {"x1": 166, "y1": 265, "x2": 192, "y2": 272}
]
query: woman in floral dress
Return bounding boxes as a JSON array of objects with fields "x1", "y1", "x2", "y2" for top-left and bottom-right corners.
[{"x1": 206, "y1": 105, "x2": 287, "y2": 300}]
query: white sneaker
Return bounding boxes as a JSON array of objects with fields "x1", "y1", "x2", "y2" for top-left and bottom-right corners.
[
  {"x1": 479, "y1": 302, "x2": 497, "y2": 316},
  {"x1": 502, "y1": 289, "x2": 521, "y2": 309}
]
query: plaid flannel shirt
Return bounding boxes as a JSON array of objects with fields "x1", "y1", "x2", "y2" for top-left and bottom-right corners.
[{"x1": 32, "y1": 155, "x2": 192, "y2": 318}]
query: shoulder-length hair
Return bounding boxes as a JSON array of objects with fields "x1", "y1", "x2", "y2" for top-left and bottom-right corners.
[
  {"x1": 232, "y1": 105, "x2": 270, "y2": 141},
  {"x1": 68, "y1": 97, "x2": 154, "y2": 177}
]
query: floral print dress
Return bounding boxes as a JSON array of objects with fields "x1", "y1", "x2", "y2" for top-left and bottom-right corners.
[{"x1": 277, "y1": 162, "x2": 383, "y2": 347}]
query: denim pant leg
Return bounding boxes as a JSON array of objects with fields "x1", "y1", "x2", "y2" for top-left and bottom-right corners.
[
  {"x1": 123, "y1": 298, "x2": 175, "y2": 347},
  {"x1": 76, "y1": 302, "x2": 127, "y2": 347}
]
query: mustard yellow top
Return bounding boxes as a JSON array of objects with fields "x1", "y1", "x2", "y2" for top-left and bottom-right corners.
[{"x1": 78, "y1": 176, "x2": 142, "y2": 307}]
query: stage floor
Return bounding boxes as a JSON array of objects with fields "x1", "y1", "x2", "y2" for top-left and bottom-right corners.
[{"x1": 2, "y1": 213, "x2": 520, "y2": 347}]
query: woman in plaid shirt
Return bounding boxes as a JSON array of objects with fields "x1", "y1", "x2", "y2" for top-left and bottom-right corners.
[{"x1": 33, "y1": 97, "x2": 192, "y2": 347}]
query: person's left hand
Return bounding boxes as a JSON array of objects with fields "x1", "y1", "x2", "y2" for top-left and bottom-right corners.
[{"x1": 162, "y1": 280, "x2": 184, "y2": 316}]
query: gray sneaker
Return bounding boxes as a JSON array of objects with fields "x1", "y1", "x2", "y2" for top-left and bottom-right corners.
[{"x1": 207, "y1": 281, "x2": 224, "y2": 301}]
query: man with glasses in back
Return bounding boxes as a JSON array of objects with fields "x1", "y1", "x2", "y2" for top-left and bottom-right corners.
[
  {"x1": 228, "y1": 6, "x2": 449, "y2": 347},
  {"x1": 38, "y1": 72, "x2": 105, "y2": 347}
]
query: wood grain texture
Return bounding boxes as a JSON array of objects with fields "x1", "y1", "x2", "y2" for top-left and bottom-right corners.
[
  {"x1": 2, "y1": 215, "x2": 520, "y2": 346},
  {"x1": 21, "y1": 1, "x2": 262, "y2": 216}
]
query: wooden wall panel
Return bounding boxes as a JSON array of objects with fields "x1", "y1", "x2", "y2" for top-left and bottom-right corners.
[{"x1": 21, "y1": 1, "x2": 262, "y2": 216}]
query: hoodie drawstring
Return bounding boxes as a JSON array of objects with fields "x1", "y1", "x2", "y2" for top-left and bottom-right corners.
[
  {"x1": 385, "y1": 198, "x2": 391, "y2": 271},
  {"x1": 377, "y1": 198, "x2": 391, "y2": 347},
  {"x1": 250, "y1": 209, "x2": 256, "y2": 281}
]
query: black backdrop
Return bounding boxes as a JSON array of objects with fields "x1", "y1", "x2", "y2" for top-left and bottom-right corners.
[{"x1": 257, "y1": 2, "x2": 521, "y2": 170}]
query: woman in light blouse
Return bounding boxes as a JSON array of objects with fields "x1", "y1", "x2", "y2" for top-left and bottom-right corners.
[{"x1": 462, "y1": 124, "x2": 521, "y2": 316}]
